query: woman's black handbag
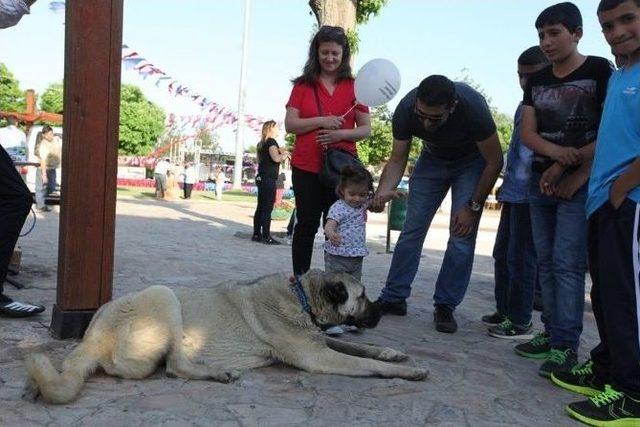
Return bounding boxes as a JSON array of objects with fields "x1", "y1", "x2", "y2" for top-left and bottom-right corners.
[
  {"x1": 313, "y1": 85, "x2": 363, "y2": 191},
  {"x1": 320, "y1": 148, "x2": 363, "y2": 192}
]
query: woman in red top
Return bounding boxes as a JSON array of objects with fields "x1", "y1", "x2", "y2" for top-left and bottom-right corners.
[{"x1": 285, "y1": 25, "x2": 371, "y2": 275}]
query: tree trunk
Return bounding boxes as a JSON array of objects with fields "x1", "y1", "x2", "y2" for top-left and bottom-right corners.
[{"x1": 309, "y1": 0, "x2": 357, "y2": 32}]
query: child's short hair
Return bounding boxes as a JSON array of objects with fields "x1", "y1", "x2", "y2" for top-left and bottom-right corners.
[
  {"x1": 518, "y1": 46, "x2": 550, "y2": 66},
  {"x1": 42, "y1": 125, "x2": 53, "y2": 134},
  {"x1": 598, "y1": 0, "x2": 640, "y2": 13},
  {"x1": 338, "y1": 165, "x2": 374, "y2": 193},
  {"x1": 535, "y1": 2, "x2": 582, "y2": 33},
  {"x1": 416, "y1": 75, "x2": 456, "y2": 108}
]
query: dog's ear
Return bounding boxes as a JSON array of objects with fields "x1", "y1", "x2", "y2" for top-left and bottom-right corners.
[{"x1": 321, "y1": 280, "x2": 349, "y2": 306}]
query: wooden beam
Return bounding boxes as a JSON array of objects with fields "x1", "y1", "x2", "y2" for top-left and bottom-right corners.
[{"x1": 51, "y1": 0, "x2": 123, "y2": 339}]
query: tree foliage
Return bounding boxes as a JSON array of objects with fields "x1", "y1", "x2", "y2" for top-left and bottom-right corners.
[
  {"x1": 356, "y1": 0, "x2": 387, "y2": 24},
  {"x1": 357, "y1": 105, "x2": 421, "y2": 167},
  {"x1": 196, "y1": 125, "x2": 220, "y2": 152},
  {"x1": 118, "y1": 84, "x2": 166, "y2": 155},
  {"x1": 39, "y1": 82, "x2": 64, "y2": 113},
  {"x1": 357, "y1": 105, "x2": 392, "y2": 166},
  {"x1": 0, "y1": 63, "x2": 26, "y2": 112}
]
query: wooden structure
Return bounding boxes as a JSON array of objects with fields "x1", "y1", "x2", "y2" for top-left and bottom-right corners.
[
  {"x1": 50, "y1": 0, "x2": 124, "y2": 338},
  {"x1": 0, "y1": 90, "x2": 63, "y2": 127}
]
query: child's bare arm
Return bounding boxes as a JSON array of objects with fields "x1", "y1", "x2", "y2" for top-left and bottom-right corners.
[
  {"x1": 324, "y1": 219, "x2": 341, "y2": 246},
  {"x1": 521, "y1": 106, "x2": 582, "y2": 166}
]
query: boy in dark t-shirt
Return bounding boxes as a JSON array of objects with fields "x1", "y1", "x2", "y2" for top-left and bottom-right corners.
[{"x1": 515, "y1": 2, "x2": 613, "y2": 379}]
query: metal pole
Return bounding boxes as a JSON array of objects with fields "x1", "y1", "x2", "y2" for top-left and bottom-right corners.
[{"x1": 233, "y1": 0, "x2": 250, "y2": 189}]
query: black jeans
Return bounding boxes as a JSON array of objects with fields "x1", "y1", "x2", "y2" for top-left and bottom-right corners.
[
  {"x1": 253, "y1": 177, "x2": 277, "y2": 238},
  {"x1": 589, "y1": 199, "x2": 640, "y2": 398},
  {"x1": 492, "y1": 202, "x2": 540, "y2": 326},
  {"x1": 183, "y1": 183, "x2": 193, "y2": 199},
  {"x1": 0, "y1": 146, "x2": 32, "y2": 294},
  {"x1": 291, "y1": 167, "x2": 337, "y2": 275}
]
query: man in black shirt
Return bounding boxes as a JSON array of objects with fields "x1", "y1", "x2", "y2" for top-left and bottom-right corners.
[{"x1": 371, "y1": 75, "x2": 503, "y2": 333}]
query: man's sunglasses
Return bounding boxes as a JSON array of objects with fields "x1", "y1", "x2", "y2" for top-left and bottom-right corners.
[{"x1": 414, "y1": 105, "x2": 455, "y2": 123}]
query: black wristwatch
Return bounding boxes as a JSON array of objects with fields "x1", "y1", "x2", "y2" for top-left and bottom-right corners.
[{"x1": 468, "y1": 199, "x2": 482, "y2": 213}]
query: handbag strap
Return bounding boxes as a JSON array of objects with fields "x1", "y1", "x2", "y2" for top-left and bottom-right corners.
[
  {"x1": 312, "y1": 84, "x2": 323, "y2": 116},
  {"x1": 313, "y1": 84, "x2": 329, "y2": 153}
]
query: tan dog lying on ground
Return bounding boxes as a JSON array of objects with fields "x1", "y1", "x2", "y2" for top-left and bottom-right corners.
[{"x1": 24, "y1": 270, "x2": 428, "y2": 404}]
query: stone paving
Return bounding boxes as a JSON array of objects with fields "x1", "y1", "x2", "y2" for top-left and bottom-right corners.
[{"x1": 0, "y1": 194, "x2": 597, "y2": 426}]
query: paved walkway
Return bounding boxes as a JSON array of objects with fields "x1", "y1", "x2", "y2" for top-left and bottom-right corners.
[{"x1": 0, "y1": 194, "x2": 595, "y2": 426}]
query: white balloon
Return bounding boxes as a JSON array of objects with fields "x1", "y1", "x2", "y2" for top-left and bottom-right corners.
[{"x1": 354, "y1": 58, "x2": 401, "y2": 107}]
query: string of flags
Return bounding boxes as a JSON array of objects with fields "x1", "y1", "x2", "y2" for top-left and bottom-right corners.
[{"x1": 48, "y1": 1, "x2": 280, "y2": 136}]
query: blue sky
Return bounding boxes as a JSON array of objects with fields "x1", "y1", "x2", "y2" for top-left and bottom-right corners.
[{"x1": 1, "y1": 0, "x2": 612, "y2": 151}]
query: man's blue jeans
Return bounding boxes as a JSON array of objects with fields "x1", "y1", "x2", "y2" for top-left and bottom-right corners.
[
  {"x1": 380, "y1": 150, "x2": 485, "y2": 310},
  {"x1": 493, "y1": 202, "x2": 543, "y2": 326},
  {"x1": 529, "y1": 173, "x2": 587, "y2": 351}
]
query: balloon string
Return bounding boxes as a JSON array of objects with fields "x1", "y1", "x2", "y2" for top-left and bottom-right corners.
[{"x1": 341, "y1": 103, "x2": 358, "y2": 118}]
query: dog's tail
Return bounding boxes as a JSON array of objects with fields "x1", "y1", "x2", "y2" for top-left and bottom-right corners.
[{"x1": 25, "y1": 342, "x2": 100, "y2": 404}]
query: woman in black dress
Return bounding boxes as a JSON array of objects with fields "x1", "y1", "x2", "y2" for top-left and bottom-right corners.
[{"x1": 252, "y1": 120, "x2": 288, "y2": 244}]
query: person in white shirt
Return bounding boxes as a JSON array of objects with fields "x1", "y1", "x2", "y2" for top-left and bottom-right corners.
[
  {"x1": 0, "y1": 116, "x2": 27, "y2": 150},
  {"x1": 153, "y1": 158, "x2": 170, "y2": 199},
  {"x1": 38, "y1": 125, "x2": 62, "y2": 197},
  {"x1": 180, "y1": 162, "x2": 198, "y2": 199},
  {"x1": 215, "y1": 166, "x2": 226, "y2": 201}
]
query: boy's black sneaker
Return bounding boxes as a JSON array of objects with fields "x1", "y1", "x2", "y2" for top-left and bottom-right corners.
[
  {"x1": 539, "y1": 347, "x2": 578, "y2": 378},
  {"x1": 551, "y1": 360, "x2": 605, "y2": 397},
  {"x1": 373, "y1": 299, "x2": 407, "y2": 316},
  {"x1": 514, "y1": 331, "x2": 551, "y2": 359},
  {"x1": 251, "y1": 234, "x2": 261, "y2": 242},
  {"x1": 262, "y1": 236, "x2": 282, "y2": 245},
  {"x1": 433, "y1": 305, "x2": 457, "y2": 333},
  {"x1": 488, "y1": 319, "x2": 533, "y2": 340},
  {"x1": 481, "y1": 311, "x2": 506, "y2": 325},
  {"x1": 566, "y1": 385, "x2": 640, "y2": 426}
]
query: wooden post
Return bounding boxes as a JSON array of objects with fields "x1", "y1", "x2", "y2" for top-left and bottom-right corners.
[{"x1": 51, "y1": 0, "x2": 123, "y2": 339}]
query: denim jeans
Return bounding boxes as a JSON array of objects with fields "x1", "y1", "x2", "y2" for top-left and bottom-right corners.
[
  {"x1": 35, "y1": 167, "x2": 45, "y2": 209},
  {"x1": 529, "y1": 173, "x2": 587, "y2": 351},
  {"x1": 46, "y1": 168, "x2": 57, "y2": 195},
  {"x1": 493, "y1": 202, "x2": 543, "y2": 326},
  {"x1": 380, "y1": 150, "x2": 486, "y2": 310}
]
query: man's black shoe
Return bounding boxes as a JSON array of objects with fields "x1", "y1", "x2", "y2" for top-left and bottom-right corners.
[
  {"x1": 434, "y1": 305, "x2": 457, "y2": 333},
  {"x1": 373, "y1": 298, "x2": 407, "y2": 316}
]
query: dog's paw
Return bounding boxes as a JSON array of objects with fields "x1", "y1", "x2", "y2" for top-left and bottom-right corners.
[
  {"x1": 212, "y1": 369, "x2": 241, "y2": 383},
  {"x1": 378, "y1": 348, "x2": 409, "y2": 362},
  {"x1": 405, "y1": 367, "x2": 429, "y2": 381}
]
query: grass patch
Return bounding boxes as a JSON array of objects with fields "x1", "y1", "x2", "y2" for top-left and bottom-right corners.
[{"x1": 117, "y1": 187, "x2": 258, "y2": 203}]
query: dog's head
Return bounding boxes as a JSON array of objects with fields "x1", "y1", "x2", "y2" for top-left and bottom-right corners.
[{"x1": 304, "y1": 270, "x2": 381, "y2": 329}]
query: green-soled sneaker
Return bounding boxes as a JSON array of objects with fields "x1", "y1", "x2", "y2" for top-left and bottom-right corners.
[
  {"x1": 566, "y1": 385, "x2": 640, "y2": 426},
  {"x1": 488, "y1": 318, "x2": 534, "y2": 340},
  {"x1": 539, "y1": 347, "x2": 578, "y2": 378},
  {"x1": 514, "y1": 331, "x2": 551, "y2": 359},
  {"x1": 551, "y1": 360, "x2": 605, "y2": 397}
]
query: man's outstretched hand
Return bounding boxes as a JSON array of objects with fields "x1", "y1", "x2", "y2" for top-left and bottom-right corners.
[{"x1": 369, "y1": 190, "x2": 405, "y2": 213}]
